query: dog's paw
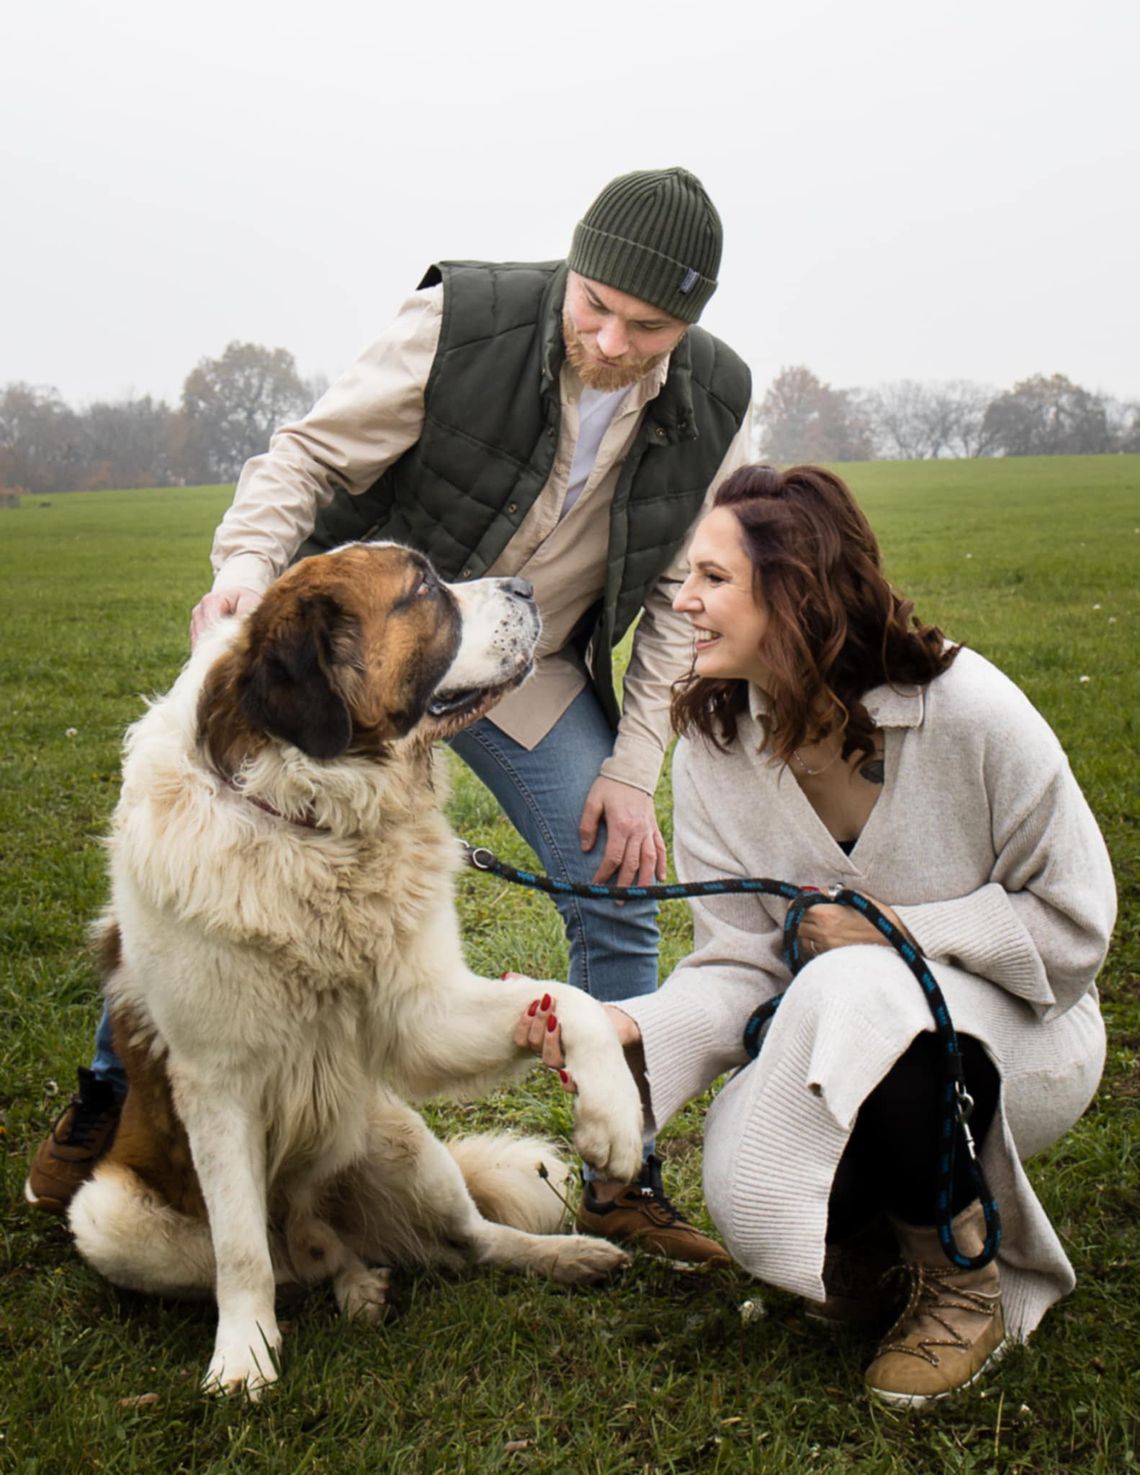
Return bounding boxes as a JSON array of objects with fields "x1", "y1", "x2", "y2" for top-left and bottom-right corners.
[
  {"x1": 202, "y1": 1323, "x2": 282, "y2": 1399},
  {"x1": 545, "y1": 1234, "x2": 631, "y2": 1285},
  {"x1": 571, "y1": 1079, "x2": 644, "y2": 1185},
  {"x1": 334, "y1": 1265, "x2": 393, "y2": 1326}
]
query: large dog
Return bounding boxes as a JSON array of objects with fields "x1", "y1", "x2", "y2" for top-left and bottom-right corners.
[{"x1": 68, "y1": 542, "x2": 643, "y2": 1396}]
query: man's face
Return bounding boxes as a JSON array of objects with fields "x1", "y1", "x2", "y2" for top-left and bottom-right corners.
[{"x1": 562, "y1": 271, "x2": 688, "y2": 391}]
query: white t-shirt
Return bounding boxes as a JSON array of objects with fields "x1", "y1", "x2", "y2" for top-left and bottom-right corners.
[{"x1": 562, "y1": 385, "x2": 631, "y2": 517}]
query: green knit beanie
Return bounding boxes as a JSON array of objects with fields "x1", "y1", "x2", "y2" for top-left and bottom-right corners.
[{"x1": 568, "y1": 167, "x2": 722, "y2": 324}]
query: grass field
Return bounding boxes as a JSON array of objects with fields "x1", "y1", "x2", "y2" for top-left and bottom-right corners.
[{"x1": 1, "y1": 456, "x2": 1137, "y2": 1474}]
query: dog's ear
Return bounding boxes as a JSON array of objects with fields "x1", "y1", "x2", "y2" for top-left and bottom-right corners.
[{"x1": 241, "y1": 593, "x2": 354, "y2": 759}]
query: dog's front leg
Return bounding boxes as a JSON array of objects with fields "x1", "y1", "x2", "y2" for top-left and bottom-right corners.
[
  {"x1": 404, "y1": 974, "x2": 644, "y2": 1184},
  {"x1": 172, "y1": 1074, "x2": 281, "y2": 1398}
]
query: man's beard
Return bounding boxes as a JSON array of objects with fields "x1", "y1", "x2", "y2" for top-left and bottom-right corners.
[{"x1": 562, "y1": 310, "x2": 674, "y2": 391}]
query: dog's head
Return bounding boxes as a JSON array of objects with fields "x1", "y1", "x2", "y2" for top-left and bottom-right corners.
[{"x1": 197, "y1": 543, "x2": 540, "y2": 774}]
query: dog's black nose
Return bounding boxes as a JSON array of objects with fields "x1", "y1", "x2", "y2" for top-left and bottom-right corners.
[{"x1": 501, "y1": 577, "x2": 535, "y2": 602}]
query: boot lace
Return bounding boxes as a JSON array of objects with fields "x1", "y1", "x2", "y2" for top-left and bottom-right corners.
[
  {"x1": 634, "y1": 1179, "x2": 685, "y2": 1224},
  {"x1": 52, "y1": 1092, "x2": 117, "y2": 1148},
  {"x1": 877, "y1": 1261, "x2": 1000, "y2": 1366}
]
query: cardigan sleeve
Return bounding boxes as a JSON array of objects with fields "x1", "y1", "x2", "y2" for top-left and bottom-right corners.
[
  {"x1": 616, "y1": 739, "x2": 788, "y2": 1131},
  {"x1": 896, "y1": 723, "x2": 1116, "y2": 1022}
]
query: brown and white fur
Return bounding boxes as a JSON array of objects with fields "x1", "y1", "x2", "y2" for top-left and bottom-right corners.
[{"x1": 68, "y1": 543, "x2": 643, "y2": 1397}]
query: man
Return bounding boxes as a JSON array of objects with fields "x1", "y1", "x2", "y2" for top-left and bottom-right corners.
[{"x1": 28, "y1": 168, "x2": 752, "y2": 1262}]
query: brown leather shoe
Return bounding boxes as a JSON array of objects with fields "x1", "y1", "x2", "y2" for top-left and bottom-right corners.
[
  {"x1": 575, "y1": 1154, "x2": 732, "y2": 1267},
  {"x1": 806, "y1": 1216, "x2": 903, "y2": 1332},
  {"x1": 24, "y1": 1068, "x2": 122, "y2": 1215},
  {"x1": 864, "y1": 1201, "x2": 1006, "y2": 1408}
]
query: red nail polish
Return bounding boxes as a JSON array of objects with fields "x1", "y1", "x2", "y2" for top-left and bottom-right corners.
[
  {"x1": 547, "y1": 1013, "x2": 558, "y2": 1033},
  {"x1": 559, "y1": 1070, "x2": 568, "y2": 1084},
  {"x1": 527, "y1": 1000, "x2": 539, "y2": 1017},
  {"x1": 540, "y1": 993, "x2": 551, "y2": 1011}
]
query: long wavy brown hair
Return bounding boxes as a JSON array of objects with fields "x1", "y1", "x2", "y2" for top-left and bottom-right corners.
[{"x1": 671, "y1": 464, "x2": 960, "y2": 761}]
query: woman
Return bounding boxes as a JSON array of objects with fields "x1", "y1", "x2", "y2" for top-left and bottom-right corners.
[{"x1": 519, "y1": 463, "x2": 1115, "y2": 1408}]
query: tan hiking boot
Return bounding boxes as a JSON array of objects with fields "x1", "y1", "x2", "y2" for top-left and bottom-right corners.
[
  {"x1": 806, "y1": 1216, "x2": 903, "y2": 1332},
  {"x1": 24, "y1": 1067, "x2": 122, "y2": 1215},
  {"x1": 576, "y1": 1154, "x2": 732, "y2": 1267},
  {"x1": 864, "y1": 1200, "x2": 1006, "y2": 1408}
]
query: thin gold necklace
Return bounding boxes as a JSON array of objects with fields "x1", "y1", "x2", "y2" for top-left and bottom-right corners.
[{"x1": 791, "y1": 743, "x2": 843, "y2": 777}]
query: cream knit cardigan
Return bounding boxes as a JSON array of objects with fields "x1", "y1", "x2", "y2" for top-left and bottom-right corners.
[{"x1": 619, "y1": 648, "x2": 1116, "y2": 1339}]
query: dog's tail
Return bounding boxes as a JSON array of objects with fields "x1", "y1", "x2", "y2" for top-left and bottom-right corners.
[
  {"x1": 446, "y1": 1133, "x2": 573, "y2": 1235},
  {"x1": 70, "y1": 1162, "x2": 217, "y2": 1298}
]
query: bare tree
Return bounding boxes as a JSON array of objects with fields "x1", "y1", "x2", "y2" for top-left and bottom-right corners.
[
  {"x1": 942, "y1": 381, "x2": 1000, "y2": 458},
  {"x1": 866, "y1": 379, "x2": 999, "y2": 459},
  {"x1": 865, "y1": 380, "x2": 931, "y2": 459},
  {"x1": 303, "y1": 371, "x2": 331, "y2": 409},
  {"x1": 180, "y1": 342, "x2": 309, "y2": 482},
  {"x1": 756, "y1": 366, "x2": 874, "y2": 464},
  {"x1": 1106, "y1": 397, "x2": 1140, "y2": 453},
  {"x1": 80, "y1": 396, "x2": 179, "y2": 488}
]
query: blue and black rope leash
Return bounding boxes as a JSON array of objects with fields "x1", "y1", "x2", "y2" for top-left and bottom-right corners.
[{"x1": 461, "y1": 841, "x2": 1001, "y2": 1271}]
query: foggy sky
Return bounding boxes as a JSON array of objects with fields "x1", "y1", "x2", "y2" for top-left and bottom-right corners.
[{"x1": 3, "y1": 0, "x2": 1137, "y2": 410}]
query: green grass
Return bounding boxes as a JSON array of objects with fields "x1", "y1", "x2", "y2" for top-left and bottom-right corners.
[{"x1": 1, "y1": 459, "x2": 1137, "y2": 1473}]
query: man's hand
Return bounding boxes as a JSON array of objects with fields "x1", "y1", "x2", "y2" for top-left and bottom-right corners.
[
  {"x1": 579, "y1": 776, "x2": 668, "y2": 887},
  {"x1": 190, "y1": 586, "x2": 263, "y2": 647},
  {"x1": 796, "y1": 897, "x2": 914, "y2": 957}
]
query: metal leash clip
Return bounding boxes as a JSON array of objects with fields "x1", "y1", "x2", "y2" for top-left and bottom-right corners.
[{"x1": 955, "y1": 1083, "x2": 978, "y2": 1159}]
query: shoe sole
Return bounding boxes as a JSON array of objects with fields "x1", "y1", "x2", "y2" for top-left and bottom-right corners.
[
  {"x1": 595, "y1": 1237, "x2": 732, "y2": 1268},
  {"x1": 23, "y1": 1177, "x2": 68, "y2": 1215},
  {"x1": 576, "y1": 1220, "x2": 732, "y2": 1268},
  {"x1": 866, "y1": 1337, "x2": 1009, "y2": 1410}
]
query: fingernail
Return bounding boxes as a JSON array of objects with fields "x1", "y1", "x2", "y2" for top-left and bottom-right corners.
[
  {"x1": 559, "y1": 1070, "x2": 569, "y2": 1084},
  {"x1": 540, "y1": 993, "x2": 551, "y2": 1011},
  {"x1": 547, "y1": 1013, "x2": 558, "y2": 1033},
  {"x1": 527, "y1": 1000, "x2": 539, "y2": 1017}
]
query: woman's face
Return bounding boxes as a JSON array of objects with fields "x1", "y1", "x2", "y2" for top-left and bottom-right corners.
[{"x1": 673, "y1": 506, "x2": 772, "y2": 687}]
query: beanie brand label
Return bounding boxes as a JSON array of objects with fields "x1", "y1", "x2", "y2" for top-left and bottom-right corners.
[{"x1": 679, "y1": 267, "x2": 700, "y2": 294}]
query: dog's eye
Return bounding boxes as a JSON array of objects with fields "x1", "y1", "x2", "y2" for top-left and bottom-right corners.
[{"x1": 415, "y1": 577, "x2": 436, "y2": 599}]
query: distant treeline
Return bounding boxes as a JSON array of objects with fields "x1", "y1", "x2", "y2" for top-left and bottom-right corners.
[
  {"x1": 0, "y1": 343, "x2": 327, "y2": 497},
  {"x1": 755, "y1": 367, "x2": 1139, "y2": 464},
  {"x1": 2, "y1": 344, "x2": 1136, "y2": 496}
]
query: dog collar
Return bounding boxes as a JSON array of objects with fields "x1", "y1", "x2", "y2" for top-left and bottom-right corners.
[{"x1": 222, "y1": 776, "x2": 328, "y2": 832}]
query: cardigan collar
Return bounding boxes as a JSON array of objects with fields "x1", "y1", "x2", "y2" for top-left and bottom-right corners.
[{"x1": 746, "y1": 680, "x2": 926, "y2": 729}]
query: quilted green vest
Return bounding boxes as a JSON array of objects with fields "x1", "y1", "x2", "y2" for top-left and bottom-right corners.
[{"x1": 299, "y1": 260, "x2": 751, "y2": 726}]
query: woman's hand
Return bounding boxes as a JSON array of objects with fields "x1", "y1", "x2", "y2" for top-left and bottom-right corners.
[
  {"x1": 508, "y1": 978, "x2": 641, "y2": 1093},
  {"x1": 795, "y1": 897, "x2": 914, "y2": 959}
]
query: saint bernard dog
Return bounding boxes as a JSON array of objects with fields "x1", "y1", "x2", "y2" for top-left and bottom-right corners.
[{"x1": 67, "y1": 542, "x2": 643, "y2": 1397}]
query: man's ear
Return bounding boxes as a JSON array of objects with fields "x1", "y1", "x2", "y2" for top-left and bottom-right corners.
[{"x1": 241, "y1": 593, "x2": 353, "y2": 759}]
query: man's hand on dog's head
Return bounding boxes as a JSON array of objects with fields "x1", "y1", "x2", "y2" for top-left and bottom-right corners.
[{"x1": 190, "y1": 586, "x2": 263, "y2": 647}]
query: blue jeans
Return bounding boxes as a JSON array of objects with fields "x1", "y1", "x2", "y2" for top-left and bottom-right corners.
[
  {"x1": 91, "y1": 686, "x2": 660, "y2": 1098},
  {"x1": 448, "y1": 687, "x2": 660, "y2": 1003},
  {"x1": 91, "y1": 1000, "x2": 127, "y2": 1101}
]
